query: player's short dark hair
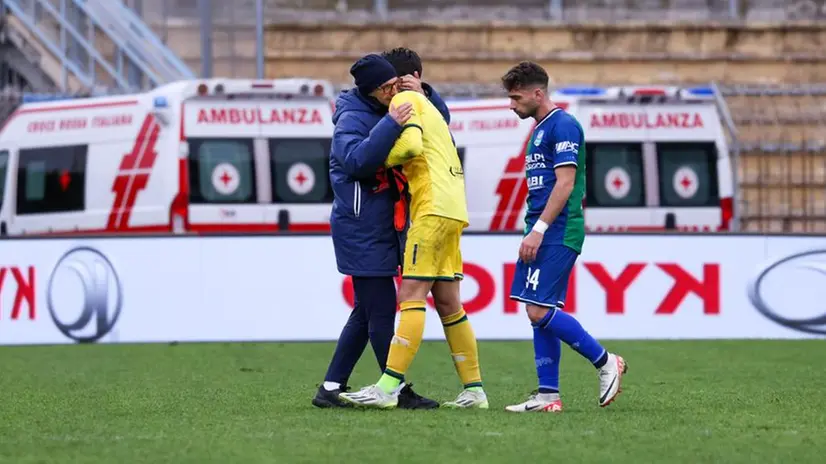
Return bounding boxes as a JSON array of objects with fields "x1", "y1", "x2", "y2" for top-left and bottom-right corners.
[
  {"x1": 501, "y1": 61, "x2": 549, "y2": 92},
  {"x1": 382, "y1": 47, "x2": 423, "y2": 77}
]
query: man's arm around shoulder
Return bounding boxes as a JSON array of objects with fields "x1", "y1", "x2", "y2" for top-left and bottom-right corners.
[
  {"x1": 332, "y1": 111, "x2": 403, "y2": 178},
  {"x1": 386, "y1": 93, "x2": 424, "y2": 166}
]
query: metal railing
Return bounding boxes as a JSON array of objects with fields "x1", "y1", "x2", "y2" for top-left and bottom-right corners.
[
  {"x1": 1, "y1": 0, "x2": 193, "y2": 92},
  {"x1": 77, "y1": 0, "x2": 193, "y2": 84},
  {"x1": 115, "y1": 0, "x2": 826, "y2": 83},
  {"x1": 722, "y1": 84, "x2": 826, "y2": 233},
  {"x1": 128, "y1": 0, "x2": 826, "y2": 23}
]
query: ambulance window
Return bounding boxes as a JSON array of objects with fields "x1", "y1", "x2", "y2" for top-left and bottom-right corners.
[
  {"x1": 269, "y1": 138, "x2": 333, "y2": 203},
  {"x1": 585, "y1": 143, "x2": 646, "y2": 207},
  {"x1": 656, "y1": 142, "x2": 719, "y2": 207},
  {"x1": 188, "y1": 139, "x2": 256, "y2": 204},
  {"x1": 16, "y1": 145, "x2": 87, "y2": 215},
  {"x1": 0, "y1": 150, "x2": 7, "y2": 205}
]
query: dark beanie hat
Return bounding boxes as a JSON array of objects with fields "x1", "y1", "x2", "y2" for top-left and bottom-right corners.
[{"x1": 350, "y1": 54, "x2": 397, "y2": 96}]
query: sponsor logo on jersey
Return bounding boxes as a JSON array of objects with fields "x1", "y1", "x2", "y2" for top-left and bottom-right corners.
[
  {"x1": 525, "y1": 152, "x2": 547, "y2": 171},
  {"x1": 527, "y1": 176, "x2": 544, "y2": 190},
  {"x1": 534, "y1": 130, "x2": 544, "y2": 147},
  {"x1": 555, "y1": 141, "x2": 579, "y2": 154}
]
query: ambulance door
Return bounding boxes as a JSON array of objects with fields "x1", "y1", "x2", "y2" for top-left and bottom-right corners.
[
  {"x1": 650, "y1": 140, "x2": 721, "y2": 230},
  {"x1": 580, "y1": 104, "x2": 655, "y2": 230},
  {"x1": 184, "y1": 100, "x2": 267, "y2": 232},
  {"x1": 262, "y1": 136, "x2": 333, "y2": 232},
  {"x1": 0, "y1": 145, "x2": 12, "y2": 235},
  {"x1": 260, "y1": 100, "x2": 335, "y2": 232},
  {"x1": 645, "y1": 105, "x2": 722, "y2": 231}
]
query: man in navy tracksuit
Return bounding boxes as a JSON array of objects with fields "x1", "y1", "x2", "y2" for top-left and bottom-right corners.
[{"x1": 313, "y1": 49, "x2": 451, "y2": 409}]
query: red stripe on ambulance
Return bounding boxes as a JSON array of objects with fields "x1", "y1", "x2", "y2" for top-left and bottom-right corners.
[
  {"x1": 107, "y1": 114, "x2": 161, "y2": 231},
  {"x1": 490, "y1": 125, "x2": 534, "y2": 232}
]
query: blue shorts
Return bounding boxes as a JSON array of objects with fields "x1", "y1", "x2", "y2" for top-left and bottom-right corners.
[{"x1": 509, "y1": 244, "x2": 578, "y2": 309}]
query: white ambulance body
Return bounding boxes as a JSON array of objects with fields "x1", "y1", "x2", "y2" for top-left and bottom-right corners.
[
  {"x1": 0, "y1": 81, "x2": 734, "y2": 236},
  {"x1": 450, "y1": 85, "x2": 735, "y2": 233},
  {"x1": 0, "y1": 78, "x2": 336, "y2": 235}
]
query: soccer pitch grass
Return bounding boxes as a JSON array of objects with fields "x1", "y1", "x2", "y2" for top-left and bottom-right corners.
[{"x1": 1, "y1": 341, "x2": 824, "y2": 463}]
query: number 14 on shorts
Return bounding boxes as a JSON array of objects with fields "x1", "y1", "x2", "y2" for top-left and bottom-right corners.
[{"x1": 526, "y1": 268, "x2": 540, "y2": 291}]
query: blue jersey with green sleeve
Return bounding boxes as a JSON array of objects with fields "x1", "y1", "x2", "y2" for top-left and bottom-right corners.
[{"x1": 523, "y1": 108, "x2": 586, "y2": 253}]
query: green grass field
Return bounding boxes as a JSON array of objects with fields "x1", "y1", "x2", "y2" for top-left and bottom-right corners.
[{"x1": 1, "y1": 340, "x2": 824, "y2": 463}]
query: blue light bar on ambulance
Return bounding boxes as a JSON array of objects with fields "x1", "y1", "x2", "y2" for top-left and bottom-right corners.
[
  {"x1": 679, "y1": 87, "x2": 715, "y2": 101},
  {"x1": 555, "y1": 87, "x2": 607, "y2": 96},
  {"x1": 685, "y1": 86, "x2": 713, "y2": 96},
  {"x1": 552, "y1": 85, "x2": 714, "y2": 101},
  {"x1": 678, "y1": 87, "x2": 715, "y2": 100},
  {"x1": 21, "y1": 93, "x2": 78, "y2": 103},
  {"x1": 154, "y1": 96, "x2": 169, "y2": 108}
]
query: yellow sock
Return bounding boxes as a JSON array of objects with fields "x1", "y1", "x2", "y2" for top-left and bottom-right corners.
[
  {"x1": 441, "y1": 307, "x2": 483, "y2": 390},
  {"x1": 379, "y1": 300, "x2": 426, "y2": 393}
]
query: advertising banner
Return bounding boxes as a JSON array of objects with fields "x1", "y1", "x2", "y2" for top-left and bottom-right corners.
[{"x1": 1, "y1": 234, "x2": 824, "y2": 345}]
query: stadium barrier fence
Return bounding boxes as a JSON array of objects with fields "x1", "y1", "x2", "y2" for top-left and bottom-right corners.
[{"x1": 0, "y1": 232, "x2": 823, "y2": 345}]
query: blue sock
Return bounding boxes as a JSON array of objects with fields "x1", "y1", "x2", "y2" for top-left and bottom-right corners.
[
  {"x1": 532, "y1": 323, "x2": 561, "y2": 393},
  {"x1": 537, "y1": 308, "x2": 607, "y2": 368}
]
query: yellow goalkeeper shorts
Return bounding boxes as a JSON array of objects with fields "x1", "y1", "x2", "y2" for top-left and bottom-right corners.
[{"x1": 402, "y1": 215, "x2": 464, "y2": 281}]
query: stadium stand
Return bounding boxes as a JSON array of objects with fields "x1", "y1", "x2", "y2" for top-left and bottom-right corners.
[
  {"x1": 133, "y1": 1, "x2": 826, "y2": 84},
  {"x1": 726, "y1": 84, "x2": 826, "y2": 233},
  {"x1": 129, "y1": 0, "x2": 826, "y2": 23},
  {"x1": 0, "y1": 0, "x2": 825, "y2": 233}
]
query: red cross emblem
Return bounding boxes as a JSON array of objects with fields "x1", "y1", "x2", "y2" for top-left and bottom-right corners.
[
  {"x1": 220, "y1": 171, "x2": 233, "y2": 186},
  {"x1": 59, "y1": 170, "x2": 71, "y2": 191}
]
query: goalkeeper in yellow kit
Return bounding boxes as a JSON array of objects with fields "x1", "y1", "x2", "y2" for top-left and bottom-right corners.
[{"x1": 341, "y1": 63, "x2": 488, "y2": 410}]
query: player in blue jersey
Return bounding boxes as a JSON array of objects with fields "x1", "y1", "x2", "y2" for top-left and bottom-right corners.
[{"x1": 501, "y1": 62, "x2": 627, "y2": 413}]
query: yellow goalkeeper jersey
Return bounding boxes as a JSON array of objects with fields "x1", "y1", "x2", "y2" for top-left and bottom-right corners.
[{"x1": 385, "y1": 90, "x2": 468, "y2": 226}]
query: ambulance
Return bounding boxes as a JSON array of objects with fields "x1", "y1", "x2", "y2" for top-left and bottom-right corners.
[
  {"x1": 450, "y1": 86, "x2": 736, "y2": 232},
  {"x1": 0, "y1": 80, "x2": 735, "y2": 236},
  {"x1": 0, "y1": 78, "x2": 337, "y2": 235}
]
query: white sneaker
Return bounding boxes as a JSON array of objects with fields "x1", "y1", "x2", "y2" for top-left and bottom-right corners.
[
  {"x1": 442, "y1": 389, "x2": 489, "y2": 409},
  {"x1": 505, "y1": 392, "x2": 563, "y2": 413},
  {"x1": 339, "y1": 384, "x2": 398, "y2": 409},
  {"x1": 598, "y1": 353, "x2": 627, "y2": 407}
]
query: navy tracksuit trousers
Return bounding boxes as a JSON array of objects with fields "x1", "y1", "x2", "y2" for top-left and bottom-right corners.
[{"x1": 324, "y1": 276, "x2": 397, "y2": 384}]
